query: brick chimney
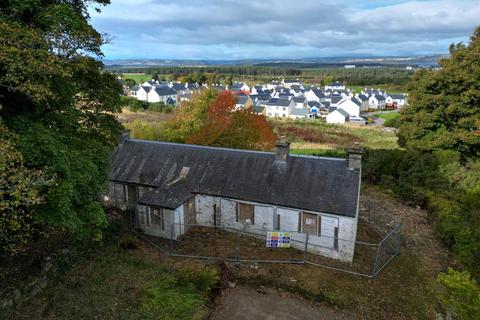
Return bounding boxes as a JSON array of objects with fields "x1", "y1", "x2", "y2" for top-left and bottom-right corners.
[
  {"x1": 347, "y1": 143, "x2": 363, "y2": 171},
  {"x1": 275, "y1": 136, "x2": 290, "y2": 162}
]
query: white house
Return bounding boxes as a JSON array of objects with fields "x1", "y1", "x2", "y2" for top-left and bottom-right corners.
[
  {"x1": 107, "y1": 136, "x2": 363, "y2": 262},
  {"x1": 368, "y1": 95, "x2": 387, "y2": 110},
  {"x1": 305, "y1": 88, "x2": 327, "y2": 103},
  {"x1": 240, "y1": 83, "x2": 251, "y2": 92},
  {"x1": 355, "y1": 94, "x2": 370, "y2": 112},
  {"x1": 282, "y1": 78, "x2": 302, "y2": 88},
  {"x1": 325, "y1": 81, "x2": 345, "y2": 91},
  {"x1": 326, "y1": 108, "x2": 350, "y2": 124},
  {"x1": 265, "y1": 98, "x2": 295, "y2": 118},
  {"x1": 386, "y1": 94, "x2": 407, "y2": 108},
  {"x1": 147, "y1": 87, "x2": 178, "y2": 104},
  {"x1": 336, "y1": 98, "x2": 360, "y2": 117},
  {"x1": 136, "y1": 86, "x2": 152, "y2": 101},
  {"x1": 234, "y1": 95, "x2": 253, "y2": 110}
]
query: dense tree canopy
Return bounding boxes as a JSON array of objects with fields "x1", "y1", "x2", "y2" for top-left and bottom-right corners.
[
  {"x1": 0, "y1": 0, "x2": 122, "y2": 253},
  {"x1": 164, "y1": 90, "x2": 276, "y2": 150},
  {"x1": 399, "y1": 27, "x2": 480, "y2": 160}
]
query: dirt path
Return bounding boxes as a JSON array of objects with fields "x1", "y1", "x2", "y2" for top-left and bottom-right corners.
[{"x1": 212, "y1": 286, "x2": 355, "y2": 320}]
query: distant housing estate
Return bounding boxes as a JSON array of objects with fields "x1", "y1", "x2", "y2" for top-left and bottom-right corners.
[{"x1": 124, "y1": 77, "x2": 408, "y2": 125}]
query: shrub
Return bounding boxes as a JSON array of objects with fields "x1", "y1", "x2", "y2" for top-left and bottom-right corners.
[
  {"x1": 176, "y1": 266, "x2": 219, "y2": 292},
  {"x1": 437, "y1": 268, "x2": 480, "y2": 319},
  {"x1": 118, "y1": 234, "x2": 139, "y2": 250},
  {"x1": 140, "y1": 275, "x2": 207, "y2": 320}
]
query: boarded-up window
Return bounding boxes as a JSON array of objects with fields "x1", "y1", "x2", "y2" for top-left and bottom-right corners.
[
  {"x1": 236, "y1": 203, "x2": 254, "y2": 224},
  {"x1": 302, "y1": 212, "x2": 318, "y2": 235},
  {"x1": 151, "y1": 208, "x2": 164, "y2": 230},
  {"x1": 274, "y1": 214, "x2": 281, "y2": 230}
]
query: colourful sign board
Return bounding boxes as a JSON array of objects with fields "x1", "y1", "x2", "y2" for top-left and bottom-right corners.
[{"x1": 266, "y1": 232, "x2": 291, "y2": 248}]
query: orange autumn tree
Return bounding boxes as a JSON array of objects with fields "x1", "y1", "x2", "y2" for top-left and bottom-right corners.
[{"x1": 184, "y1": 90, "x2": 276, "y2": 151}]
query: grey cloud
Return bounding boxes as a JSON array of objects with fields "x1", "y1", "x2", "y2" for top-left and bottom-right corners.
[{"x1": 91, "y1": 0, "x2": 480, "y2": 59}]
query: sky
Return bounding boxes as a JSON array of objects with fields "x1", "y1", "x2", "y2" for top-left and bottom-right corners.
[{"x1": 89, "y1": 0, "x2": 480, "y2": 60}]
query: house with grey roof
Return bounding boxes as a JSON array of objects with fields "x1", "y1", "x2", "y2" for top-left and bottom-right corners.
[
  {"x1": 368, "y1": 94, "x2": 387, "y2": 110},
  {"x1": 355, "y1": 94, "x2": 370, "y2": 112},
  {"x1": 326, "y1": 108, "x2": 350, "y2": 124},
  {"x1": 107, "y1": 134, "x2": 363, "y2": 262},
  {"x1": 325, "y1": 81, "x2": 345, "y2": 91},
  {"x1": 386, "y1": 94, "x2": 407, "y2": 108},
  {"x1": 265, "y1": 98, "x2": 295, "y2": 118},
  {"x1": 147, "y1": 87, "x2": 178, "y2": 105},
  {"x1": 234, "y1": 94, "x2": 253, "y2": 110}
]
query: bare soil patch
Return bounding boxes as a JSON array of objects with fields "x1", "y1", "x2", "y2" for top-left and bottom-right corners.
[{"x1": 212, "y1": 286, "x2": 355, "y2": 320}]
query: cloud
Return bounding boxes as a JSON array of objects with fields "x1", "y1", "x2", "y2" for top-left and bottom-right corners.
[{"x1": 90, "y1": 0, "x2": 480, "y2": 59}]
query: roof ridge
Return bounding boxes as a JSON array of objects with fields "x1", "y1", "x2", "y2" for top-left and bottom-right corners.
[{"x1": 126, "y1": 139, "x2": 346, "y2": 162}]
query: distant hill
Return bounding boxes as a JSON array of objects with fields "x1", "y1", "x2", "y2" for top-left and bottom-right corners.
[{"x1": 103, "y1": 55, "x2": 445, "y2": 69}]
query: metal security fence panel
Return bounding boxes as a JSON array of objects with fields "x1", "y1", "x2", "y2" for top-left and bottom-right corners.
[{"x1": 133, "y1": 206, "x2": 401, "y2": 278}]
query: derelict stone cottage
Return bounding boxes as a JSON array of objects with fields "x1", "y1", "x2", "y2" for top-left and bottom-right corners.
[{"x1": 107, "y1": 133, "x2": 362, "y2": 262}]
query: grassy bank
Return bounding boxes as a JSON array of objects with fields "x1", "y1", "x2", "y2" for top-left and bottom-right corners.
[
  {"x1": 271, "y1": 119, "x2": 399, "y2": 157},
  {"x1": 5, "y1": 234, "x2": 218, "y2": 320}
]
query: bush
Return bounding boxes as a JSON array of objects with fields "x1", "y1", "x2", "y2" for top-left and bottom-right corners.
[
  {"x1": 118, "y1": 234, "x2": 139, "y2": 250},
  {"x1": 437, "y1": 268, "x2": 480, "y2": 319},
  {"x1": 363, "y1": 149, "x2": 480, "y2": 277},
  {"x1": 383, "y1": 116, "x2": 402, "y2": 128},
  {"x1": 140, "y1": 274, "x2": 209, "y2": 320},
  {"x1": 176, "y1": 266, "x2": 219, "y2": 292}
]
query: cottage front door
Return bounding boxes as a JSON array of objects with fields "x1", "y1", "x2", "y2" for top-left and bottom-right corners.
[
  {"x1": 126, "y1": 185, "x2": 137, "y2": 210},
  {"x1": 184, "y1": 197, "x2": 196, "y2": 226}
]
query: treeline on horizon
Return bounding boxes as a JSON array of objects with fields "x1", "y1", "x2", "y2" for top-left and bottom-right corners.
[{"x1": 111, "y1": 66, "x2": 414, "y2": 86}]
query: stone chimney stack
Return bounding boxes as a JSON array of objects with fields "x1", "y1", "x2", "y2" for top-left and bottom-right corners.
[
  {"x1": 119, "y1": 130, "x2": 130, "y2": 147},
  {"x1": 347, "y1": 143, "x2": 363, "y2": 171},
  {"x1": 275, "y1": 136, "x2": 290, "y2": 162}
]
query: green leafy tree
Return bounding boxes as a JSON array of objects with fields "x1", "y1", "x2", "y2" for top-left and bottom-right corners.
[
  {"x1": 0, "y1": 121, "x2": 50, "y2": 253},
  {"x1": 438, "y1": 268, "x2": 480, "y2": 319},
  {"x1": 399, "y1": 27, "x2": 480, "y2": 160},
  {"x1": 0, "y1": 0, "x2": 122, "y2": 248}
]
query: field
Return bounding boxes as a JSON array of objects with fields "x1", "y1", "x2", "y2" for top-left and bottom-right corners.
[
  {"x1": 271, "y1": 119, "x2": 399, "y2": 157},
  {"x1": 348, "y1": 85, "x2": 405, "y2": 94},
  {"x1": 121, "y1": 73, "x2": 153, "y2": 83},
  {"x1": 374, "y1": 112, "x2": 401, "y2": 121}
]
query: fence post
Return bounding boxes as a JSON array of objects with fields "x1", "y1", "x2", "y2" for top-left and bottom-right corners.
[
  {"x1": 303, "y1": 233, "x2": 309, "y2": 262},
  {"x1": 235, "y1": 232, "x2": 240, "y2": 265},
  {"x1": 373, "y1": 243, "x2": 381, "y2": 276}
]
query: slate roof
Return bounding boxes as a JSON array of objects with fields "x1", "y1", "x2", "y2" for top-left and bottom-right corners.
[
  {"x1": 236, "y1": 95, "x2": 250, "y2": 105},
  {"x1": 374, "y1": 94, "x2": 386, "y2": 101},
  {"x1": 336, "y1": 108, "x2": 350, "y2": 118},
  {"x1": 170, "y1": 83, "x2": 186, "y2": 91},
  {"x1": 351, "y1": 98, "x2": 361, "y2": 107},
  {"x1": 293, "y1": 97, "x2": 306, "y2": 103},
  {"x1": 266, "y1": 98, "x2": 292, "y2": 107},
  {"x1": 154, "y1": 87, "x2": 177, "y2": 96},
  {"x1": 141, "y1": 86, "x2": 152, "y2": 93},
  {"x1": 110, "y1": 140, "x2": 361, "y2": 217},
  {"x1": 138, "y1": 182, "x2": 193, "y2": 209},
  {"x1": 290, "y1": 107, "x2": 309, "y2": 116},
  {"x1": 331, "y1": 96, "x2": 343, "y2": 104},
  {"x1": 310, "y1": 88, "x2": 326, "y2": 98},
  {"x1": 357, "y1": 94, "x2": 369, "y2": 101},
  {"x1": 389, "y1": 94, "x2": 406, "y2": 99}
]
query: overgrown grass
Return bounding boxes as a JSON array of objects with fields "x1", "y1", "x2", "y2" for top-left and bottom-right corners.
[
  {"x1": 122, "y1": 73, "x2": 153, "y2": 83},
  {"x1": 7, "y1": 239, "x2": 218, "y2": 320},
  {"x1": 374, "y1": 112, "x2": 400, "y2": 121},
  {"x1": 272, "y1": 119, "x2": 399, "y2": 156}
]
